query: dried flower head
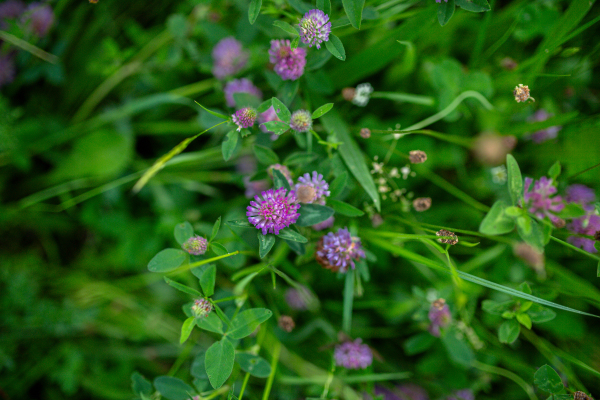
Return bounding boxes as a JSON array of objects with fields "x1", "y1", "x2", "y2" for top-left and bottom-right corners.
[
  {"x1": 299, "y1": 9, "x2": 331, "y2": 49},
  {"x1": 413, "y1": 197, "x2": 432, "y2": 212},
  {"x1": 523, "y1": 177, "x2": 565, "y2": 224},
  {"x1": 278, "y1": 315, "x2": 295, "y2": 332},
  {"x1": 500, "y1": 57, "x2": 518, "y2": 70},
  {"x1": 313, "y1": 216, "x2": 334, "y2": 231},
  {"x1": 223, "y1": 78, "x2": 262, "y2": 108},
  {"x1": 567, "y1": 215, "x2": 600, "y2": 254},
  {"x1": 573, "y1": 392, "x2": 593, "y2": 400},
  {"x1": 212, "y1": 37, "x2": 248, "y2": 79},
  {"x1": 352, "y1": 83, "x2": 373, "y2": 106},
  {"x1": 247, "y1": 188, "x2": 300, "y2": 235},
  {"x1": 473, "y1": 133, "x2": 517, "y2": 166},
  {"x1": 232, "y1": 107, "x2": 257, "y2": 131},
  {"x1": 295, "y1": 171, "x2": 330, "y2": 204},
  {"x1": 342, "y1": 87, "x2": 356, "y2": 101},
  {"x1": 191, "y1": 298, "x2": 213, "y2": 319},
  {"x1": 360, "y1": 128, "x2": 371, "y2": 139},
  {"x1": 182, "y1": 235, "x2": 208, "y2": 255},
  {"x1": 269, "y1": 39, "x2": 307, "y2": 81},
  {"x1": 525, "y1": 110, "x2": 562, "y2": 143},
  {"x1": 514, "y1": 84, "x2": 534, "y2": 103},
  {"x1": 290, "y1": 109, "x2": 313, "y2": 133},
  {"x1": 316, "y1": 228, "x2": 366, "y2": 273},
  {"x1": 436, "y1": 229, "x2": 458, "y2": 245},
  {"x1": 334, "y1": 338, "x2": 373, "y2": 369},
  {"x1": 553, "y1": 218, "x2": 566, "y2": 229},
  {"x1": 513, "y1": 242, "x2": 544, "y2": 270},
  {"x1": 409, "y1": 150, "x2": 428, "y2": 164}
]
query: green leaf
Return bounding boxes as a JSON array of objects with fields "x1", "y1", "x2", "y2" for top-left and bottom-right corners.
[
  {"x1": 328, "y1": 199, "x2": 364, "y2": 217},
  {"x1": 534, "y1": 365, "x2": 564, "y2": 394},
  {"x1": 164, "y1": 277, "x2": 203, "y2": 297},
  {"x1": 154, "y1": 376, "x2": 196, "y2": 400},
  {"x1": 271, "y1": 97, "x2": 291, "y2": 123},
  {"x1": 236, "y1": 354, "x2": 272, "y2": 378},
  {"x1": 199, "y1": 265, "x2": 216, "y2": 297},
  {"x1": 276, "y1": 228, "x2": 308, "y2": 243},
  {"x1": 257, "y1": 100, "x2": 272, "y2": 113},
  {"x1": 342, "y1": 270, "x2": 354, "y2": 332},
  {"x1": 317, "y1": 0, "x2": 331, "y2": 15},
  {"x1": 548, "y1": 161, "x2": 561, "y2": 180},
  {"x1": 519, "y1": 281, "x2": 532, "y2": 295},
  {"x1": 356, "y1": 258, "x2": 370, "y2": 282},
  {"x1": 195, "y1": 101, "x2": 229, "y2": 120},
  {"x1": 248, "y1": 0, "x2": 262, "y2": 24},
  {"x1": 527, "y1": 304, "x2": 557, "y2": 323},
  {"x1": 226, "y1": 220, "x2": 254, "y2": 229},
  {"x1": 191, "y1": 351, "x2": 208, "y2": 380},
  {"x1": 506, "y1": 154, "x2": 523, "y2": 206},
  {"x1": 517, "y1": 216, "x2": 544, "y2": 250},
  {"x1": 312, "y1": 103, "x2": 334, "y2": 119},
  {"x1": 253, "y1": 145, "x2": 280, "y2": 165},
  {"x1": 258, "y1": 233, "x2": 276, "y2": 259},
  {"x1": 273, "y1": 20, "x2": 299, "y2": 36},
  {"x1": 437, "y1": 0, "x2": 455, "y2": 26},
  {"x1": 325, "y1": 34, "x2": 346, "y2": 61},
  {"x1": 131, "y1": 372, "x2": 153, "y2": 397},
  {"x1": 272, "y1": 169, "x2": 291, "y2": 191},
  {"x1": 482, "y1": 299, "x2": 514, "y2": 315},
  {"x1": 455, "y1": 0, "x2": 490, "y2": 12},
  {"x1": 278, "y1": 80, "x2": 300, "y2": 106},
  {"x1": 329, "y1": 172, "x2": 348, "y2": 198},
  {"x1": 233, "y1": 92, "x2": 261, "y2": 108},
  {"x1": 222, "y1": 130, "x2": 239, "y2": 162},
  {"x1": 285, "y1": 239, "x2": 306, "y2": 255},
  {"x1": 441, "y1": 326, "x2": 474, "y2": 366},
  {"x1": 403, "y1": 332, "x2": 436, "y2": 355},
  {"x1": 180, "y1": 317, "x2": 196, "y2": 344},
  {"x1": 260, "y1": 120, "x2": 290, "y2": 136},
  {"x1": 516, "y1": 313, "x2": 532, "y2": 329},
  {"x1": 148, "y1": 249, "x2": 188, "y2": 272},
  {"x1": 211, "y1": 242, "x2": 228, "y2": 256},
  {"x1": 557, "y1": 203, "x2": 586, "y2": 219},
  {"x1": 210, "y1": 217, "x2": 221, "y2": 242},
  {"x1": 291, "y1": 36, "x2": 300, "y2": 49},
  {"x1": 196, "y1": 312, "x2": 224, "y2": 334},
  {"x1": 226, "y1": 308, "x2": 273, "y2": 339},
  {"x1": 342, "y1": 0, "x2": 365, "y2": 29},
  {"x1": 498, "y1": 318, "x2": 520, "y2": 344},
  {"x1": 295, "y1": 204, "x2": 335, "y2": 227},
  {"x1": 174, "y1": 222, "x2": 194, "y2": 246},
  {"x1": 284, "y1": 152, "x2": 318, "y2": 166},
  {"x1": 205, "y1": 339, "x2": 236, "y2": 389}
]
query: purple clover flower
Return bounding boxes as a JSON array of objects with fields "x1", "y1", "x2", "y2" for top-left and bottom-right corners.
[
  {"x1": 447, "y1": 389, "x2": 474, "y2": 400},
  {"x1": 0, "y1": 0, "x2": 25, "y2": 29},
  {"x1": 566, "y1": 184, "x2": 596, "y2": 212},
  {"x1": 299, "y1": 9, "x2": 331, "y2": 49},
  {"x1": 247, "y1": 188, "x2": 300, "y2": 235},
  {"x1": 191, "y1": 298, "x2": 213, "y2": 319},
  {"x1": 182, "y1": 235, "x2": 208, "y2": 255},
  {"x1": 295, "y1": 171, "x2": 330, "y2": 205},
  {"x1": 223, "y1": 78, "x2": 262, "y2": 108},
  {"x1": 285, "y1": 286, "x2": 310, "y2": 310},
  {"x1": 523, "y1": 177, "x2": 565, "y2": 224},
  {"x1": 313, "y1": 216, "x2": 334, "y2": 231},
  {"x1": 334, "y1": 338, "x2": 373, "y2": 369},
  {"x1": 374, "y1": 385, "x2": 430, "y2": 400},
  {"x1": 435, "y1": 0, "x2": 449, "y2": 3},
  {"x1": 567, "y1": 215, "x2": 600, "y2": 254},
  {"x1": 290, "y1": 109, "x2": 313, "y2": 132},
  {"x1": 259, "y1": 106, "x2": 282, "y2": 139},
  {"x1": 428, "y1": 299, "x2": 451, "y2": 337},
  {"x1": 525, "y1": 109, "x2": 562, "y2": 143},
  {"x1": 316, "y1": 228, "x2": 366, "y2": 273},
  {"x1": 22, "y1": 3, "x2": 54, "y2": 37},
  {"x1": 0, "y1": 54, "x2": 16, "y2": 88},
  {"x1": 243, "y1": 176, "x2": 270, "y2": 199},
  {"x1": 232, "y1": 107, "x2": 257, "y2": 131},
  {"x1": 269, "y1": 39, "x2": 307, "y2": 81},
  {"x1": 212, "y1": 37, "x2": 248, "y2": 79}
]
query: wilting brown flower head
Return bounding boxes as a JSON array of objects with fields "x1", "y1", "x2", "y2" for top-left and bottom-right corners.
[
  {"x1": 409, "y1": 150, "x2": 427, "y2": 164},
  {"x1": 513, "y1": 242, "x2": 544, "y2": 270},
  {"x1": 473, "y1": 133, "x2": 517, "y2": 166},
  {"x1": 553, "y1": 218, "x2": 566, "y2": 229},
  {"x1": 342, "y1": 87, "x2": 356, "y2": 101},
  {"x1": 278, "y1": 315, "x2": 295, "y2": 332},
  {"x1": 296, "y1": 185, "x2": 317, "y2": 203},
  {"x1": 413, "y1": 197, "x2": 432, "y2": 212},
  {"x1": 436, "y1": 229, "x2": 458, "y2": 245},
  {"x1": 514, "y1": 84, "x2": 534, "y2": 103},
  {"x1": 573, "y1": 391, "x2": 593, "y2": 400},
  {"x1": 360, "y1": 128, "x2": 371, "y2": 139}
]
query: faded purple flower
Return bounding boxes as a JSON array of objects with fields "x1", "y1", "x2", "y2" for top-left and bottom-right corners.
[
  {"x1": 236, "y1": 155, "x2": 257, "y2": 175},
  {"x1": 313, "y1": 216, "x2": 334, "y2": 231},
  {"x1": 334, "y1": 338, "x2": 373, "y2": 369},
  {"x1": 285, "y1": 286, "x2": 310, "y2": 310},
  {"x1": 525, "y1": 110, "x2": 562, "y2": 143},
  {"x1": 299, "y1": 9, "x2": 331, "y2": 49},
  {"x1": 232, "y1": 107, "x2": 257, "y2": 131},
  {"x1": 295, "y1": 171, "x2": 330, "y2": 204},
  {"x1": 247, "y1": 188, "x2": 300, "y2": 235},
  {"x1": 290, "y1": 109, "x2": 312, "y2": 133},
  {"x1": 243, "y1": 176, "x2": 270, "y2": 199},
  {"x1": 374, "y1": 385, "x2": 429, "y2": 400},
  {"x1": 428, "y1": 298, "x2": 451, "y2": 337},
  {"x1": 435, "y1": 0, "x2": 449, "y2": 3},
  {"x1": 22, "y1": 3, "x2": 54, "y2": 37},
  {"x1": 316, "y1": 228, "x2": 366, "y2": 273},
  {"x1": 267, "y1": 163, "x2": 293, "y2": 185},
  {"x1": 212, "y1": 37, "x2": 248, "y2": 79},
  {"x1": 0, "y1": 55, "x2": 16, "y2": 87},
  {"x1": 0, "y1": 0, "x2": 25, "y2": 28},
  {"x1": 447, "y1": 389, "x2": 474, "y2": 400},
  {"x1": 269, "y1": 39, "x2": 307, "y2": 81},
  {"x1": 191, "y1": 298, "x2": 213, "y2": 319},
  {"x1": 182, "y1": 235, "x2": 208, "y2": 255},
  {"x1": 523, "y1": 177, "x2": 565, "y2": 224},
  {"x1": 259, "y1": 106, "x2": 282, "y2": 139},
  {"x1": 567, "y1": 214, "x2": 600, "y2": 254},
  {"x1": 223, "y1": 78, "x2": 262, "y2": 108},
  {"x1": 566, "y1": 184, "x2": 596, "y2": 212}
]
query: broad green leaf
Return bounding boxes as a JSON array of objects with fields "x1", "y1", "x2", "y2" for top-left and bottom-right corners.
[
  {"x1": 278, "y1": 80, "x2": 300, "y2": 106},
  {"x1": 534, "y1": 365, "x2": 564, "y2": 394},
  {"x1": 258, "y1": 233, "x2": 276, "y2": 259},
  {"x1": 328, "y1": 199, "x2": 364, "y2": 217},
  {"x1": 257, "y1": 100, "x2": 272, "y2": 113},
  {"x1": 286, "y1": 0, "x2": 311, "y2": 14},
  {"x1": 325, "y1": 34, "x2": 346, "y2": 61},
  {"x1": 276, "y1": 228, "x2": 308, "y2": 243},
  {"x1": 195, "y1": 101, "x2": 229, "y2": 120},
  {"x1": 248, "y1": 0, "x2": 262, "y2": 24},
  {"x1": 527, "y1": 304, "x2": 557, "y2": 323},
  {"x1": 226, "y1": 220, "x2": 254, "y2": 229},
  {"x1": 253, "y1": 145, "x2": 280, "y2": 165},
  {"x1": 164, "y1": 277, "x2": 203, "y2": 297},
  {"x1": 131, "y1": 372, "x2": 153, "y2": 397},
  {"x1": 272, "y1": 169, "x2": 291, "y2": 191},
  {"x1": 226, "y1": 308, "x2": 273, "y2": 339},
  {"x1": 482, "y1": 299, "x2": 514, "y2": 315},
  {"x1": 342, "y1": 0, "x2": 365, "y2": 29},
  {"x1": 291, "y1": 36, "x2": 300, "y2": 49},
  {"x1": 455, "y1": 0, "x2": 490, "y2": 12},
  {"x1": 312, "y1": 103, "x2": 334, "y2": 119},
  {"x1": 211, "y1": 242, "x2": 228, "y2": 256},
  {"x1": 191, "y1": 351, "x2": 208, "y2": 380},
  {"x1": 317, "y1": 0, "x2": 331, "y2": 15},
  {"x1": 498, "y1": 318, "x2": 520, "y2": 344},
  {"x1": 236, "y1": 354, "x2": 272, "y2": 378},
  {"x1": 342, "y1": 270, "x2": 354, "y2": 332},
  {"x1": 180, "y1": 317, "x2": 195, "y2": 344},
  {"x1": 205, "y1": 339, "x2": 235, "y2": 389},
  {"x1": 148, "y1": 249, "x2": 188, "y2": 272},
  {"x1": 295, "y1": 204, "x2": 335, "y2": 227},
  {"x1": 441, "y1": 326, "x2": 474, "y2": 366},
  {"x1": 260, "y1": 120, "x2": 290, "y2": 135},
  {"x1": 222, "y1": 130, "x2": 239, "y2": 162},
  {"x1": 329, "y1": 172, "x2": 348, "y2": 198},
  {"x1": 284, "y1": 152, "x2": 318, "y2": 166},
  {"x1": 403, "y1": 332, "x2": 436, "y2": 355},
  {"x1": 557, "y1": 203, "x2": 586, "y2": 219},
  {"x1": 517, "y1": 216, "x2": 544, "y2": 250},
  {"x1": 271, "y1": 97, "x2": 291, "y2": 123},
  {"x1": 548, "y1": 161, "x2": 561, "y2": 180},
  {"x1": 516, "y1": 313, "x2": 532, "y2": 329},
  {"x1": 154, "y1": 376, "x2": 196, "y2": 400},
  {"x1": 210, "y1": 217, "x2": 221, "y2": 242},
  {"x1": 199, "y1": 265, "x2": 216, "y2": 297},
  {"x1": 196, "y1": 312, "x2": 224, "y2": 334},
  {"x1": 273, "y1": 20, "x2": 299, "y2": 36},
  {"x1": 285, "y1": 239, "x2": 306, "y2": 255},
  {"x1": 174, "y1": 222, "x2": 194, "y2": 245},
  {"x1": 437, "y1": 0, "x2": 455, "y2": 26},
  {"x1": 506, "y1": 154, "x2": 523, "y2": 206}
]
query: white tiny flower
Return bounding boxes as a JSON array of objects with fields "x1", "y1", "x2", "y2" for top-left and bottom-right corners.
[
  {"x1": 371, "y1": 162, "x2": 384, "y2": 174},
  {"x1": 491, "y1": 166, "x2": 507, "y2": 184},
  {"x1": 352, "y1": 83, "x2": 373, "y2": 107},
  {"x1": 389, "y1": 167, "x2": 399, "y2": 178},
  {"x1": 400, "y1": 166, "x2": 411, "y2": 179}
]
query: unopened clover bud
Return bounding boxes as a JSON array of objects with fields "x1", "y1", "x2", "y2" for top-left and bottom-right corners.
[
  {"x1": 553, "y1": 218, "x2": 566, "y2": 229},
  {"x1": 436, "y1": 229, "x2": 458, "y2": 245},
  {"x1": 513, "y1": 243, "x2": 544, "y2": 270},
  {"x1": 409, "y1": 150, "x2": 427, "y2": 164},
  {"x1": 191, "y1": 298, "x2": 213, "y2": 319},
  {"x1": 278, "y1": 315, "x2": 295, "y2": 332},
  {"x1": 513, "y1": 84, "x2": 534, "y2": 103},
  {"x1": 289, "y1": 110, "x2": 313, "y2": 133},
  {"x1": 360, "y1": 128, "x2": 371, "y2": 139},
  {"x1": 342, "y1": 87, "x2": 356, "y2": 101},
  {"x1": 182, "y1": 235, "x2": 208, "y2": 255},
  {"x1": 413, "y1": 197, "x2": 432, "y2": 212}
]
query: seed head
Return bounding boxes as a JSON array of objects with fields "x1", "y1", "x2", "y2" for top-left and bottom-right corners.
[
  {"x1": 182, "y1": 235, "x2": 208, "y2": 255},
  {"x1": 573, "y1": 392, "x2": 593, "y2": 400},
  {"x1": 360, "y1": 128, "x2": 371, "y2": 139},
  {"x1": 409, "y1": 150, "x2": 427, "y2": 164},
  {"x1": 278, "y1": 315, "x2": 295, "y2": 332},
  {"x1": 513, "y1": 243, "x2": 544, "y2": 270},
  {"x1": 473, "y1": 133, "x2": 517, "y2": 166},
  {"x1": 191, "y1": 298, "x2": 213, "y2": 319},
  {"x1": 296, "y1": 185, "x2": 317, "y2": 203},
  {"x1": 514, "y1": 84, "x2": 534, "y2": 103},
  {"x1": 553, "y1": 218, "x2": 566, "y2": 229},
  {"x1": 436, "y1": 229, "x2": 458, "y2": 245},
  {"x1": 295, "y1": 171, "x2": 330, "y2": 204},
  {"x1": 289, "y1": 110, "x2": 313, "y2": 133},
  {"x1": 342, "y1": 87, "x2": 356, "y2": 101},
  {"x1": 413, "y1": 197, "x2": 432, "y2": 212}
]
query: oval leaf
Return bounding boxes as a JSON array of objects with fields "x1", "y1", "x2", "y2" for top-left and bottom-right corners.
[
  {"x1": 148, "y1": 249, "x2": 188, "y2": 272},
  {"x1": 276, "y1": 228, "x2": 308, "y2": 243},
  {"x1": 437, "y1": 0, "x2": 455, "y2": 26},
  {"x1": 222, "y1": 130, "x2": 239, "y2": 162},
  {"x1": 328, "y1": 199, "x2": 364, "y2": 217},
  {"x1": 164, "y1": 277, "x2": 203, "y2": 297},
  {"x1": 248, "y1": 0, "x2": 262, "y2": 24},
  {"x1": 258, "y1": 233, "x2": 276, "y2": 259},
  {"x1": 271, "y1": 97, "x2": 291, "y2": 123},
  {"x1": 498, "y1": 318, "x2": 520, "y2": 344},
  {"x1": 273, "y1": 20, "x2": 299, "y2": 36},
  {"x1": 131, "y1": 372, "x2": 153, "y2": 396},
  {"x1": 196, "y1": 312, "x2": 224, "y2": 334},
  {"x1": 284, "y1": 152, "x2": 318, "y2": 166},
  {"x1": 174, "y1": 222, "x2": 194, "y2": 246},
  {"x1": 211, "y1": 242, "x2": 228, "y2": 256},
  {"x1": 329, "y1": 172, "x2": 348, "y2": 198},
  {"x1": 199, "y1": 265, "x2": 216, "y2": 297},
  {"x1": 227, "y1": 308, "x2": 273, "y2": 339},
  {"x1": 210, "y1": 217, "x2": 221, "y2": 241},
  {"x1": 236, "y1": 354, "x2": 272, "y2": 378},
  {"x1": 154, "y1": 376, "x2": 195, "y2": 400},
  {"x1": 342, "y1": 0, "x2": 365, "y2": 29},
  {"x1": 180, "y1": 317, "x2": 195, "y2": 344},
  {"x1": 295, "y1": 204, "x2": 335, "y2": 227},
  {"x1": 260, "y1": 120, "x2": 290, "y2": 135},
  {"x1": 272, "y1": 169, "x2": 291, "y2": 191},
  {"x1": 479, "y1": 200, "x2": 516, "y2": 235},
  {"x1": 312, "y1": 103, "x2": 334, "y2": 119},
  {"x1": 226, "y1": 220, "x2": 254, "y2": 229},
  {"x1": 253, "y1": 145, "x2": 280, "y2": 165},
  {"x1": 506, "y1": 154, "x2": 523, "y2": 206},
  {"x1": 205, "y1": 339, "x2": 235, "y2": 389},
  {"x1": 534, "y1": 365, "x2": 564, "y2": 394},
  {"x1": 455, "y1": 0, "x2": 490, "y2": 12},
  {"x1": 325, "y1": 34, "x2": 346, "y2": 61},
  {"x1": 317, "y1": 0, "x2": 332, "y2": 15}
]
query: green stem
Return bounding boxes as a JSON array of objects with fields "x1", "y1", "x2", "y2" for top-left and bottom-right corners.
[
  {"x1": 567, "y1": 161, "x2": 600, "y2": 180},
  {"x1": 238, "y1": 372, "x2": 251, "y2": 400},
  {"x1": 262, "y1": 341, "x2": 281, "y2": 400},
  {"x1": 0, "y1": 30, "x2": 59, "y2": 63},
  {"x1": 342, "y1": 271, "x2": 354, "y2": 333},
  {"x1": 167, "y1": 340, "x2": 195, "y2": 376},
  {"x1": 471, "y1": 360, "x2": 538, "y2": 400},
  {"x1": 550, "y1": 236, "x2": 600, "y2": 263}
]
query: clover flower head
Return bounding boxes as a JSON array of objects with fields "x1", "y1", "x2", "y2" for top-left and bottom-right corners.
[
  {"x1": 182, "y1": 235, "x2": 208, "y2": 255},
  {"x1": 316, "y1": 228, "x2": 366, "y2": 273},
  {"x1": 567, "y1": 214, "x2": 600, "y2": 254},
  {"x1": 435, "y1": 0, "x2": 449, "y2": 3},
  {"x1": 278, "y1": 315, "x2": 295, "y2": 332},
  {"x1": 428, "y1": 298, "x2": 451, "y2": 337},
  {"x1": 290, "y1": 109, "x2": 313, "y2": 132},
  {"x1": 191, "y1": 298, "x2": 213, "y2": 319},
  {"x1": 514, "y1": 84, "x2": 534, "y2": 103},
  {"x1": 525, "y1": 110, "x2": 562, "y2": 143},
  {"x1": 352, "y1": 83, "x2": 374, "y2": 106},
  {"x1": 22, "y1": 2, "x2": 54, "y2": 37},
  {"x1": 334, "y1": 338, "x2": 373, "y2": 369},
  {"x1": 413, "y1": 197, "x2": 432, "y2": 212},
  {"x1": 566, "y1": 184, "x2": 596, "y2": 212},
  {"x1": 224, "y1": 78, "x2": 262, "y2": 108},
  {"x1": 299, "y1": 9, "x2": 331, "y2": 49},
  {"x1": 285, "y1": 286, "x2": 310, "y2": 310},
  {"x1": 0, "y1": 55, "x2": 16, "y2": 88},
  {"x1": 436, "y1": 229, "x2": 458, "y2": 245},
  {"x1": 269, "y1": 39, "x2": 307, "y2": 81},
  {"x1": 360, "y1": 128, "x2": 371, "y2": 139},
  {"x1": 523, "y1": 176, "x2": 565, "y2": 224},
  {"x1": 313, "y1": 216, "x2": 334, "y2": 231},
  {"x1": 0, "y1": 0, "x2": 25, "y2": 27},
  {"x1": 447, "y1": 389, "x2": 474, "y2": 400},
  {"x1": 232, "y1": 107, "x2": 257, "y2": 131},
  {"x1": 295, "y1": 171, "x2": 330, "y2": 204},
  {"x1": 247, "y1": 188, "x2": 300, "y2": 235},
  {"x1": 212, "y1": 37, "x2": 248, "y2": 79}
]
